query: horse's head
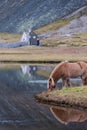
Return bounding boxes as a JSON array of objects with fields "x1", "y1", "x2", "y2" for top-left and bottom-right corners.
[{"x1": 47, "y1": 77, "x2": 56, "y2": 91}]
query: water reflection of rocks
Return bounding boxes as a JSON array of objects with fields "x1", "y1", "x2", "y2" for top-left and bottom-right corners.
[{"x1": 50, "y1": 106, "x2": 87, "y2": 124}]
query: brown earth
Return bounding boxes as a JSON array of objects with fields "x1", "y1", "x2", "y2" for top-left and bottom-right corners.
[
  {"x1": 46, "y1": 46, "x2": 87, "y2": 54},
  {"x1": 35, "y1": 90, "x2": 87, "y2": 110},
  {"x1": 0, "y1": 38, "x2": 6, "y2": 43}
]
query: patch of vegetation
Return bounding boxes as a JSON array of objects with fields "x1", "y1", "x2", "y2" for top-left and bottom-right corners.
[
  {"x1": 41, "y1": 34, "x2": 87, "y2": 47},
  {"x1": 35, "y1": 86, "x2": 87, "y2": 109},
  {"x1": 50, "y1": 87, "x2": 87, "y2": 99},
  {"x1": 42, "y1": 38, "x2": 68, "y2": 47},
  {"x1": 75, "y1": 33, "x2": 87, "y2": 46},
  {"x1": 35, "y1": 16, "x2": 87, "y2": 47},
  {"x1": 0, "y1": 46, "x2": 86, "y2": 63},
  {"x1": 35, "y1": 18, "x2": 72, "y2": 34},
  {"x1": 0, "y1": 33, "x2": 21, "y2": 43}
]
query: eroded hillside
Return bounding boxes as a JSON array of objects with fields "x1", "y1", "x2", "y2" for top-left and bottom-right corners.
[{"x1": 0, "y1": 0, "x2": 87, "y2": 33}]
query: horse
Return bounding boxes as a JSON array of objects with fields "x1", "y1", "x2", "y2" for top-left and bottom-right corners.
[{"x1": 47, "y1": 61, "x2": 87, "y2": 91}]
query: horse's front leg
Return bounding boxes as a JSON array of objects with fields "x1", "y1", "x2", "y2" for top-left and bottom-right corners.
[
  {"x1": 66, "y1": 78, "x2": 72, "y2": 87},
  {"x1": 62, "y1": 79, "x2": 67, "y2": 88},
  {"x1": 82, "y1": 73, "x2": 87, "y2": 86}
]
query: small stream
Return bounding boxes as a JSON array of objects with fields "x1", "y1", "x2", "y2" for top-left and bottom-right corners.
[{"x1": 0, "y1": 64, "x2": 86, "y2": 130}]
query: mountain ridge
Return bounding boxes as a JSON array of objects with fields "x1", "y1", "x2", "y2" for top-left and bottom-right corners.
[{"x1": 0, "y1": 0, "x2": 87, "y2": 33}]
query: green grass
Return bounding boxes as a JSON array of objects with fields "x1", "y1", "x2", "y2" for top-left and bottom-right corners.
[
  {"x1": 0, "y1": 33, "x2": 21, "y2": 43},
  {"x1": 50, "y1": 87, "x2": 87, "y2": 99},
  {"x1": 40, "y1": 33, "x2": 87, "y2": 47}
]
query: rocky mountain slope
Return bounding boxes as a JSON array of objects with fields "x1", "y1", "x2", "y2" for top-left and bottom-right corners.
[
  {"x1": 38, "y1": 5, "x2": 87, "y2": 38},
  {"x1": 39, "y1": 15, "x2": 87, "y2": 39},
  {"x1": 0, "y1": 0, "x2": 87, "y2": 33}
]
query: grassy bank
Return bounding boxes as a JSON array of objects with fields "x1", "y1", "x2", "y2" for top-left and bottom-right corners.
[
  {"x1": 35, "y1": 87, "x2": 87, "y2": 109},
  {"x1": 0, "y1": 46, "x2": 86, "y2": 63},
  {"x1": 41, "y1": 33, "x2": 87, "y2": 47}
]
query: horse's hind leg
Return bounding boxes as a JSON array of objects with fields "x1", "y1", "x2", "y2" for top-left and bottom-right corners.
[
  {"x1": 82, "y1": 78, "x2": 87, "y2": 85},
  {"x1": 66, "y1": 78, "x2": 72, "y2": 87}
]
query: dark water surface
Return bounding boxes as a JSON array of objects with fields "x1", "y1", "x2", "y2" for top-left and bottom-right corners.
[{"x1": 0, "y1": 64, "x2": 87, "y2": 130}]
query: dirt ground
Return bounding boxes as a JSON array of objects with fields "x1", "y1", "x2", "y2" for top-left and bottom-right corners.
[
  {"x1": 0, "y1": 38, "x2": 6, "y2": 43},
  {"x1": 47, "y1": 46, "x2": 87, "y2": 54}
]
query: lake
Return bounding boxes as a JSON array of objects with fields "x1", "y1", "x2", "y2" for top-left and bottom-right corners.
[{"x1": 0, "y1": 63, "x2": 86, "y2": 130}]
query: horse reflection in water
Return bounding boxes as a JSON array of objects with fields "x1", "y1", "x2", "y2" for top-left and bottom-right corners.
[
  {"x1": 50, "y1": 106, "x2": 87, "y2": 124},
  {"x1": 48, "y1": 61, "x2": 87, "y2": 91}
]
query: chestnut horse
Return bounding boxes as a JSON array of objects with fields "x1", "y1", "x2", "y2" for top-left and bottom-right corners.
[{"x1": 48, "y1": 61, "x2": 87, "y2": 91}]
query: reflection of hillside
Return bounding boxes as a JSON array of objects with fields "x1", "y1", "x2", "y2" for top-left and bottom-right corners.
[{"x1": 50, "y1": 106, "x2": 87, "y2": 124}]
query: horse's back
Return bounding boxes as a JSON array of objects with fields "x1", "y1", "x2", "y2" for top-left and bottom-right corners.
[
  {"x1": 77, "y1": 61, "x2": 87, "y2": 71},
  {"x1": 50, "y1": 61, "x2": 87, "y2": 79},
  {"x1": 66, "y1": 62, "x2": 81, "y2": 78}
]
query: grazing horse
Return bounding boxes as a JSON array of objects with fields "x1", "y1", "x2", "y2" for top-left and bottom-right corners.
[{"x1": 47, "y1": 61, "x2": 87, "y2": 91}]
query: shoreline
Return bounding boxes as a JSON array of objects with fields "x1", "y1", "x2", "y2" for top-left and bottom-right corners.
[{"x1": 35, "y1": 87, "x2": 87, "y2": 110}]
